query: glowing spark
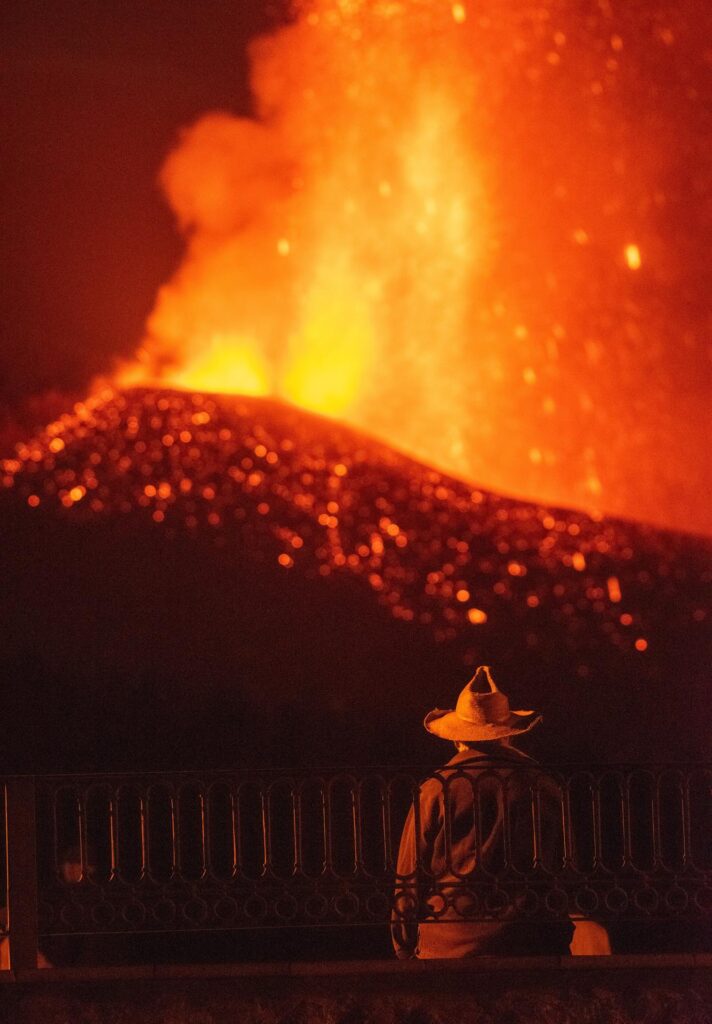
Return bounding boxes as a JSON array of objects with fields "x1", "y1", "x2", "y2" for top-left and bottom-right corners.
[
  {"x1": 625, "y1": 244, "x2": 642, "y2": 270},
  {"x1": 467, "y1": 608, "x2": 488, "y2": 624}
]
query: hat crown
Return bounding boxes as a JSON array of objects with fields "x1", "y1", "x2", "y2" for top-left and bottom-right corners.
[
  {"x1": 455, "y1": 666, "x2": 512, "y2": 726},
  {"x1": 423, "y1": 665, "x2": 541, "y2": 740}
]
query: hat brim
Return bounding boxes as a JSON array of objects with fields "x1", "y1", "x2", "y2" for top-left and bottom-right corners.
[{"x1": 424, "y1": 708, "x2": 543, "y2": 741}]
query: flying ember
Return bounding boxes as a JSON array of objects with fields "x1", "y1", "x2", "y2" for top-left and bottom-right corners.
[{"x1": 112, "y1": 0, "x2": 711, "y2": 535}]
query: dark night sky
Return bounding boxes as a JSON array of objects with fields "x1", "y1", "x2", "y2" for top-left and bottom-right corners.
[{"x1": 0, "y1": 1, "x2": 280, "y2": 415}]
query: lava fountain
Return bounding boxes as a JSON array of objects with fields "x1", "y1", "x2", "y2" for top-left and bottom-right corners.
[
  {"x1": 114, "y1": 0, "x2": 711, "y2": 535},
  {"x1": 120, "y1": 0, "x2": 486, "y2": 452}
]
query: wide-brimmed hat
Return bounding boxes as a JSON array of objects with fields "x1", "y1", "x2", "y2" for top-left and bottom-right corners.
[{"x1": 424, "y1": 666, "x2": 542, "y2": 741}]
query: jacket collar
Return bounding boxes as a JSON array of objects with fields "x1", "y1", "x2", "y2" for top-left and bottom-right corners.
[{"x1": 445, "y1": 746, "x2": 537, "y2": 768}]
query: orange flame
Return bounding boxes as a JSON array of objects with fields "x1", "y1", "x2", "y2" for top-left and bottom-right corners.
[
  {"x1": 115, "y1": 0, "x2": 709, "y2": 533},
  {"x1": 118, "y1": 1, "x2": 485, "y2": 428}
]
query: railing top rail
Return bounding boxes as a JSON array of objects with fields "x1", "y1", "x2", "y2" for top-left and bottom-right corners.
[{"x1": 2, "y1": 761, "x2": 711, "y2": 784}]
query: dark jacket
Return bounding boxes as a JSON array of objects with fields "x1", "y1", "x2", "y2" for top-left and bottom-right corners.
[{"x1": 392, "y1": 745, "x2": 573, "y2": 958}]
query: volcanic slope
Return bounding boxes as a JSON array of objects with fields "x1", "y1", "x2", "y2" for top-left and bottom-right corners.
[{"x1": 1, "y1": 387, "x2": 710, "y2": 767}]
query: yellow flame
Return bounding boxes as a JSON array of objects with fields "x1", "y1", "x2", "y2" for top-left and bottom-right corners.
[
  {"x1": 625, "y1": 244, "x2": 642, "y2": 270},
  {"x1": 166, "y1": 334, "x2": 270, "y2": 396},
  {"x1": 282, "y1": 268, "x2": 373, "y2": 415}
]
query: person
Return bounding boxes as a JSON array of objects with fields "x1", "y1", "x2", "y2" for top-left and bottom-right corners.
[{"x1": 392, "y1": 665, "x2": 575, "y2": 958}]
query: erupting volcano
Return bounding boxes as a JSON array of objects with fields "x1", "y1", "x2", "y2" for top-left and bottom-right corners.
[
  {"x1": 109, "y1": 0, "x2": 711, "y2": 534},
  {"x1": 1, "y1": 1, "x2": 710, "y2": 769}
]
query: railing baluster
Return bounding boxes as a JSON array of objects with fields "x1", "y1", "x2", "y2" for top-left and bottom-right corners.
[
  {"x1": 139, "y1": 789, "x2": 148, "y2": 882},
  {"x1": 77, "y1": 787, "x2": 88, "y2": 880},
  {"x1": 260, "y1": 783, "x2": 269, "y2": 878},
  {"x1": 325, "y1": 780, "x2": 335, "y2": 877},
  {"x1": 349, "y1": 777, "x2": 359, "y2": 876},
  {"x1": 591, "y1": 778, "x2": 603, "y2": 871},
  {"x1": 290, "y1": 782, "x2": 299, "y2": 877},
  {"x1": 681, "y1": 774, "x2": 692, "y2": 871},
  {"x1": 229, "y1": 783, "x2": 239, "y2": 880},
  {"x1": 354, "y1": 779, "x2": 367, "y2": 876},
  {"x1": 318, "y1": 780, "x2": 328, "y2": 878},
  {"x1": 235, "y1": 781, "x2": 245, "y2": 880},
  {"x1": 198, "y1": 786, "x2": 207, "y2": 879},
  {"x1": 531, "y1": 776, "x2": 541, "y2": 871},
  {"x1": 173, "y1": 785, "x2": 183, "y2": 880},
  {"x1": 108, "y1": 788, "x2": 119, "y2": 882},
  {"x1": 561, "y1": 778, "x2": 574, "y2": 871},
  {"x1": 622, "y1": 774, "x2": 633, "y2": 870},
  {"x1": 651, "y1": 771, "x2": 662, "y2": 871}
]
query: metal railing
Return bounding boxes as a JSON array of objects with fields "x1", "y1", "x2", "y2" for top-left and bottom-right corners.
[{"x1": 2, "y1": 764, "x2": 711, "y2": 967}]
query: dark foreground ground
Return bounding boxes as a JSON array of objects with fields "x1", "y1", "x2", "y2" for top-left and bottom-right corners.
[{"x1": 2, "y1": 957, "x2": 711, "y2": 1024}]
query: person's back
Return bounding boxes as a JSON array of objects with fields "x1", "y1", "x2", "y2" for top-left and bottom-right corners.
[{"x1": 392, "y1": 667, "x2": 573, "y2": 958}]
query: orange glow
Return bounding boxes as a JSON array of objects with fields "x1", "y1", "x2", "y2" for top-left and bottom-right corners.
[{"x1": 107, "y1": 0, "x2": 706, "y2": 532}]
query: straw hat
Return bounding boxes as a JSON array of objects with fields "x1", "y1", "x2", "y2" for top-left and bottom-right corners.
[{"x1": 424, "y1": 666, "x2": 542, "y2": 741}]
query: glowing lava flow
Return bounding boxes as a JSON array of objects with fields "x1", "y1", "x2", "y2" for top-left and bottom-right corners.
[{"x1": 3, "y1": 387, "x2": 709, "y2": 675}]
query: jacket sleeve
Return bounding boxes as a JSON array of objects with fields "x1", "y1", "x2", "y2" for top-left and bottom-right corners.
[
  {"x1": 391, "y1": 781, "x2": 443, "y2": 959},
  {"x1": 391, "y1": 804, "x2": 419, "y2": 959}
]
